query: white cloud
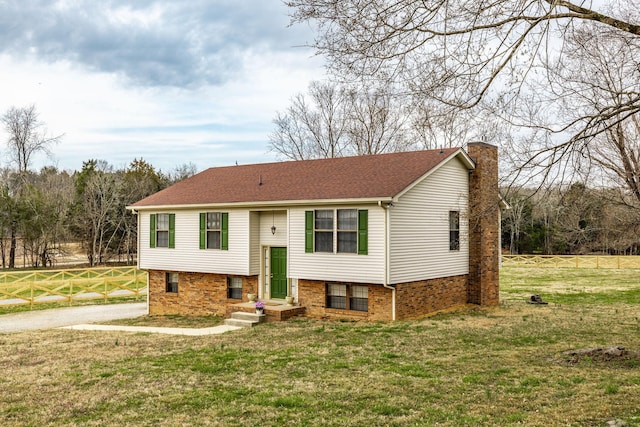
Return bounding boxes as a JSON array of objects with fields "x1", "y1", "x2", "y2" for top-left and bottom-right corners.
[{"x1": 0, "y1": 1, "x2": 326, "y2": 173}]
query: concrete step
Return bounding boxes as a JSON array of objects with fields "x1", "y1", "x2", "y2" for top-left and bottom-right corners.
[
  {"x1": 224, "y1": 318, "x2": 259, "y2": 328},
  {"x1": 224, "y1": 311, "x2": 266, "y2": 328},
  {"x1": 231, "y1": 311, "x2": 265, "y2": 322}
]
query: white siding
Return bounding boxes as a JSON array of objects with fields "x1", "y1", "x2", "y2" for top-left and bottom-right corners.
[
  {"x1": 138, "y1": 209, "x2": 251, "y2": 275},
  {"x1": 259, "y1": 210, "x2": 287, "y2": 247},
  {"x1": 249, "y1": 212, "x2": 260, "y2": 275},
  {"x1": 288, "y1": 206, "x2": 386, "y2": 283},
  {"x1": 389, "y1": 158, "x2": 469, "y2": 283}
]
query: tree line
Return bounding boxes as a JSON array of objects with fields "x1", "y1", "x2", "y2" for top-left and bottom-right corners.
[
  {"x1": 0, "y1": 105, "x2": 194, "y2": 269},
  {"x1": 502, "y1": 183, "x2": 640, "y2": 255}
]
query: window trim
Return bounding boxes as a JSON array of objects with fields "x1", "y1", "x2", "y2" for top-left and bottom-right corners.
[
  {"x1": 326, "y1": 282, "x2": 369, "y2": 312},
  {"x1": 314, "y1": 209, "x2": 334, "y2": 253},
  {"x1": 166, "y1": 272, "x2": 179, "y2": 293},
  {"x1": 449, "y1": 210, "x2": 460, "y2": 251},
  {"x1": 305, "y1": 209, "x2": 368, "y2": 255},
  {"x1": 150, "y1": 213, "x2": 175, "y2": 249},
  {"x1": 199, "y1": 212, "x2": 229, "y2": 250},
  {"x1": 227, "y1": 276, "x2": 242, "y2": 300}
]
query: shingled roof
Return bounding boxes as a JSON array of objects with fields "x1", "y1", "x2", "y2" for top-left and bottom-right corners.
[{"x1": 130, "y1": 148, "x2": 472, "y2": 208}]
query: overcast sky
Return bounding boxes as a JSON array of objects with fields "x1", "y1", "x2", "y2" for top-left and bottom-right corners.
[{"x1": 0, "y1": 0, "x2": 325, "y2": 173}]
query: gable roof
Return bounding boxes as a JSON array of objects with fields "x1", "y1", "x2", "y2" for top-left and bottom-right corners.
[{"x1": 130, "y1": 148, "x2": 473, "y2": 209}]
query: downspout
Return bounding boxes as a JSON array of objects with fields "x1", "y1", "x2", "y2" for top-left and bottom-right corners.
[{"x1": 378, "y1": 201, "x2": 396, "y2": 321}]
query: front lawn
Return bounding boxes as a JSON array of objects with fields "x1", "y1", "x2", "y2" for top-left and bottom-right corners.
[{"x1": 1, "y1": 267, "x2": 639, "y2": 426}]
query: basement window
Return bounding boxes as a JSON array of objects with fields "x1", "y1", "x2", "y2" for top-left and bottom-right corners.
[
  {"x1": 227, "y1": 277, "x2": 242, "y2": 300},
  {"x1": 326, "y1": 283, "x2": 368, "y2": 312},
  {"x1": 166, "y1": 272, "x2": 179, "y2": 293}
]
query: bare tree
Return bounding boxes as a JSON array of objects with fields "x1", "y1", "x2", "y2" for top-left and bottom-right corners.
[
  {"x1": 270, "y1": 81, "x2": 416, "y2": 159},
  {"x1": 1, "y1": 105, "x2": 62, "y2": 174},
  {"x1": 1, "y1": 105, "x2": 62, "y2": 267},
  {"x1": 270, "y1": 81, "x2": 349, "y2": 160},
  {"x1": 287, "y1": 1, "x2": 640, "y2": 185}
]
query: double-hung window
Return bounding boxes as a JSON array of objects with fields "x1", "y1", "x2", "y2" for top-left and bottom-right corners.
[
  {"x1": 166, "y1": 272, "x2": 179, "y2": 293},
  {"x1": 337, "y1": 209, "x2": 357, "y2": 253},
  {"x1": 314, "y1": 210, "x2": 334, "y2": 253},
  {"x1": 227, "y1": 277, "x2": 242, "y2": 299},
  {"x1": 326, "y1": 283, "x2": 368, "y2": 312},
  {"x1": 306, "y1": 209, "x2": 368, "y2": 254},
  {"x1": 150, "y1": 213, "x2": 175, "y2": 248},
  {"x1": 199, "y1": 212, "x2": 229, "y2": 250},
  {"x1": 206, "y1": 212, "x2": 221, "y2": 249},
  {"x1": 449, "y1": 211, "x2": 460, "y2": 251},
  {"x1": 326, "y1": 283, "x2": 347, "y2": 309}
]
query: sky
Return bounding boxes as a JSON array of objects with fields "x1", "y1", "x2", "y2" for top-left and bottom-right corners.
[{"x1": 0, "y1": 0, "x2": 326, "y2": 174}]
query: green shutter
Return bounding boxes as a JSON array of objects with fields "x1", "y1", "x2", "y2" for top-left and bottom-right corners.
[
  {"x1": 221, "y1": 212, "x2": 229, "y2": 250},
  {"x1": 358, "y1": 210, "x2": 368, "y2": 255},
  {"x1": 168, "y1": 213, "x2": 176, "y2": 249},
  {"x1": 199, "y1": 213, "x2": 206, "y2": 250},
  {"x1": 149, "y1": 214, "x2": 156, "y2": 248},
  {"x1": 305, "y1": 211, "x2": 314, "y2": 253}
]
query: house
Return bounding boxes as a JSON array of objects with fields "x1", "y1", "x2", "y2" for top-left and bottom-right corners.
[{"x1": 128, "y1": 142, "x2": 501, "y2": 321}]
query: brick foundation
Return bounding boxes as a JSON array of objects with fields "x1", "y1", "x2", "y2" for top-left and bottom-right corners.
[
  {"x1": 298, "y1": 279, "x2": 394, "y2": 321},
  {"x1": 298, "y1": 275, "x2": 468, "y2": 321},
  {"x1": 395, "y1": 275, "x2": 468, "y2": 320},
  {"x1": 148, "y1": 270, "x2": 258, "y2": 316}
]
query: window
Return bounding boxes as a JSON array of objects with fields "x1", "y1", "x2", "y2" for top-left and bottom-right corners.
[
  {"x1": 166, "y1": 272, "x2": 179, "y2": 293},
  {"x1": 326, "y1": 283, "x2": 368, "y2": 312},
  {"x1": 156, "y1": 214, "x2": 170, "y2": 247},
  {"x1": 150, "y1": 213, "x2": 175, "y2": 248},
  {"x1": 306, "y1": 209, "x2": 368, "y2": 254},
  {"x1": 227, "y1": 277, "x2": 242, "y2": 299},
  {"x1": 199, "y1": 212, "x2": 228, "y2": 250},
  {"x1": 314, "y1": 210, "x2": 334, "y2": 253},
  {"x1": 449, "y1": 211, "x2": 460, "y2": 251},
  {"x1": 349, "y1": 285, "x2": 369, "y2": 312},
  {"x1": 337, "y1": 209, "x2": 357, "y2": 253},
  {"x1": 206, "y1": 212, "x2": 221, "y2": 249},
  {"x1": 326, "y1": 283, "x2": 346, "y2": 309}
]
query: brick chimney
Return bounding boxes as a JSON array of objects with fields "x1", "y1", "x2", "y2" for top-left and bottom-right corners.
[{"x1": 467, "y1": 142, "x2": 500, "y2": 306}]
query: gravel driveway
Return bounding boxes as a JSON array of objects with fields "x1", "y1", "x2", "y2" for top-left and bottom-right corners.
[{"x1": 0, "y1": 303, "x2": 147, "y2": 333}]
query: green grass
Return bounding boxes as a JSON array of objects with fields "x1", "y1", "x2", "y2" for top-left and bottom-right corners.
[
  {"x1": 500, "y1": 267, "x2": 640, "y2": 304},
  {"x1": 0, "y1": 267, "x2": 639, "y2": 426}
]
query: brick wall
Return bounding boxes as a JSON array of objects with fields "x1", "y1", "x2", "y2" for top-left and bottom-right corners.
[
  {"x1": 298, "y1": 279, "x2": 394, "y2": 321},
  {"x1": 395, "y1": 275, "x2": 468, "y2": 320},
  {"x1": 148, "y1": 270, "x2": 258, "y2": 316},
  {"x1": 298, "y1": 276, "x2": 467, "y2": 321},
  {"x1": 467, "y1": 142, "x2": 500, "y2": 306}
]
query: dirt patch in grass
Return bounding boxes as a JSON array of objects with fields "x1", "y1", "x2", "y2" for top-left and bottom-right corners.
[{"x1": 558, "y1": 346, "x2": 640, "y2": 367}]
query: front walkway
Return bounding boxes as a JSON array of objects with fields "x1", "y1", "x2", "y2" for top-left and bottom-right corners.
[{"x1": 62, "y1": 323, "x2": 242, "y2": 335}]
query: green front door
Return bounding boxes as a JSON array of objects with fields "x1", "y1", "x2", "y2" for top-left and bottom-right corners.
[{"x1": 270, "y1": 247, "x2": 287, "y2": 299}]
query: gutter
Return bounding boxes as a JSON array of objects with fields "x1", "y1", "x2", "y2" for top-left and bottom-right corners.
[
  {"x1": 126, "y1": 196, "x2": 394, "y2": 212},
  {"x1": 379, "y1": 200, "x2": 396, "y2": 321}
]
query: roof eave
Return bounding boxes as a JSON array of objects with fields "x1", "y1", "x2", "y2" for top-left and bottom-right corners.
[{"x1": 126, "y1": 196, "x2": 394, "y2": 212}]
